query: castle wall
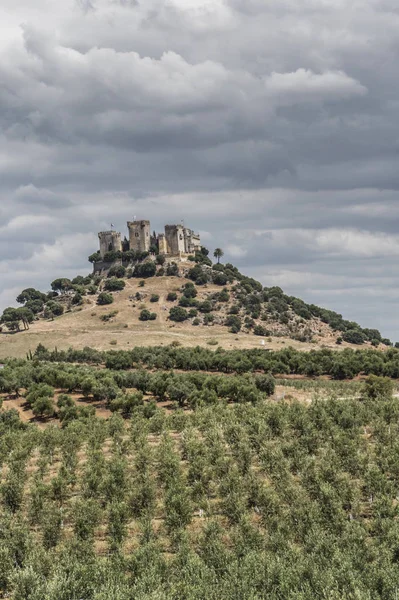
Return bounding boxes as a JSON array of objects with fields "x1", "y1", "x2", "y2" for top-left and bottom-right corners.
[
  {"x1": 97, "y1": 220, "x2": 201, "y2": 262},
  {"x1": 127, "y1": 220, "x2": 151, "y2": 252},
  {"x1": 165, "y1": 224, "x2": 185, "y2": 254},
  {"x1": 98, "y1": 231, "x2": 122, "y2": 258},
  {"x1": 183, "y1": 228, "x2": 201, "y2": 254},
  {"x1": 158, "y1": 233, "x2": 169, "y2": 255}
]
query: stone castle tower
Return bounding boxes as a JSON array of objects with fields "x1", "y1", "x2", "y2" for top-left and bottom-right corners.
[
  {"x1": 164, "y1": 224, "x2": 185, "y2": 254},
  {"x1": 96, "y1": 218, "x2": 201, "y2": 262},
  {"x1": 98, "y1": 231, "x2": 122, "y2": 258},
  {"x1": 127, "y1": 220, "x2": 151, "y2": 253}
]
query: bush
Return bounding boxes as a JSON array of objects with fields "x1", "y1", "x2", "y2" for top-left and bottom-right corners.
[
  {"x1": 88, "y1": 251, "x2": 102, "y2": 263},
  {"x1": 363, "y1": 375, "x2": 394, "y2": 399},
  {"x1": 133, "y1": 262, "x2": 157, "y2": 278},
  {"x1": 32, "y1": 396, "x2": 55, "y2": 418},
  {"x1": 139, "y1": 310, "x2": 157, "y2": 321},
  {"x1": 188, "y1": 265, "x2": 209, "y2": 285},
  {"x1": 166, "y1": 262, "x2": 179, "y2": 277},
  {"x1": 150, "y1": 294, "x2": 160, "y2": 303},
  {"x1": 104, "y1": 278, "x2": 125, "y2": 292},
  {"x1": 100, "y1": 310, "x2": 118, "y2": 322},
  {"x1": 255, "y1": 374, "x2": 275, "y2": 396},
  {"x1": 342, "y1": 329, "x2": 366, "y2": 345},
  {"x1": 97, "y1": 292, "x2": 114, "y2": 306},
  {"x1": 198, "y1": 301, "x2": 212, "y2": 313},
  {"x1": 108, "y1": 265, "x2": 126, "y2": 278},
  {"x1": 167, "y1": 292, "x2": 177, "y2": 302},
  {"x1": 225, "y1": 315, "x2": 242, "y2": 333},
  {"x1": 254, "y1": 325, "x2": 269, "y2": 336},
  {"x1": 212, "y1": 271, "x2": 228, "y2": 286},
  {"x1": 72, "y1": 292, "x2": 83, "y2": 305},
  {"x1": 169, "y1": 307, "x2": 188, "y2": 322},
  {"x1": 44, "y1": 302, "x2": 64, "y2": 319},
  {"x1": 182, "y1": 283, "x2": 197, "y2": 298}
]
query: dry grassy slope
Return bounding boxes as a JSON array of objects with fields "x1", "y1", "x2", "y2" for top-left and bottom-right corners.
[{"x1": 0, "y1": 272, "x2": 376, "y2": 359}]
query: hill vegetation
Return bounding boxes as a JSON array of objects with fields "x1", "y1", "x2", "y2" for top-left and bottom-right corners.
[
  {"x1": 0, "y1": 354, "x2": 398, "y2": 598},
  {"x1": 0, "y1": 249, "x2": 393, "y2": 359}
]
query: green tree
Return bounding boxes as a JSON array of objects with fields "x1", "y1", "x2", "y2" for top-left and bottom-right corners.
[
  {"x1": 363, "y1": 375, "x2": 394, "y2": 399},
  {"x1": 32, "y1": 396, "x2": 55, "y2": 418},
  {"x1": 97, "y1": 292, "x2": 114, "y2": 306},
  {"x1": 104, "y1": 278, "x2": 125, "y2": 292},
  {"x1": 169, "y1": 307, "x2": 188, "y2": 322},
  {"x1": 51, "y1": 278, "x2": 72, "y2": 292},
  {"x1": 213, "y1": 248, "x2": 224, "y2": 264}
]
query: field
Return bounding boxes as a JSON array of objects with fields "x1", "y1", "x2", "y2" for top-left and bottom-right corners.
[{"x1": 1, "y1": 353, "x2": 399, "y2": 598}]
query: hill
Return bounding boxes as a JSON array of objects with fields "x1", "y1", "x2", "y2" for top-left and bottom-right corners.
[{"x1": 0, "y1": 254, "x2": 391, "y2": 359}]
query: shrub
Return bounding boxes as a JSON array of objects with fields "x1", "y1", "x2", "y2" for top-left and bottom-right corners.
[
  {"x1": 188, "y1": 265, "x2": 209, "y2": 285},
  {"x1": 167, "y1": 292, "x2": 177, "y2": 302},
  {"x1": 363, "y1": 375, "x2": 394, "y2": 399},
  {"x1": 212, "y1": 271, "x2": 228, "y2": 286},
  {"x1": 44, "y1": 302, "x2": 64, "y2": 319},
  {"x1": 182, "y1": 283, "x2": 198, "y2": 298},
  {"x1": 150, "y1": 294, "x2": 160, "y2": 303},
  {"x1": 255, "y1": 374, "x2": 275, "y2": 396},
  {"x1": 108, "y1": 265, "x2": 126, "y2": 278},
  {"x1": 72, "y1": 292, "x2": 83, "y2": 305},
  {"x1": 97, "y1": 292, "x2": 114, "y2": 306},
  {"x1": 133, "y1": 262, "x2": 157, "y2": 278},
  {"x1": 100, "y1": 310, "x2": 118, "y2": 322},
  {"x1": 104, "y1": 278, "x2": 125, "y2": 292},
  {"x1": 169, "y1": 307, "x2": 188, "y2": 322},
  {"x1": 254, "y1": 325, "x2": 269, "y2": 336},
  {"x1": 139, "y1": 310, "x2": 157, "y2": 321},
  {"x1": 198, "y1": 301, "x2": 212, "y2": 313},
  {"x1": 342, "y1": 329, "x2": 366, "y2": 345},
  {"x1": 166, "y1": 262, "x2": 179, "y2": 276},
  {"x1": 32, "y1": 395, "x2": 55, "y2": 418},
  {"x1": 88, "y1": 251, "x2": 102, "y2": 263},
  {"x1": 225, "y1": 315, "x2": 241, "y2": 333}
]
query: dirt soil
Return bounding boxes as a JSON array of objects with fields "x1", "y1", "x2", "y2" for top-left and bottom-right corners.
[{"x1": 0, "y1": 274, "x2": 375, "y2": 359}]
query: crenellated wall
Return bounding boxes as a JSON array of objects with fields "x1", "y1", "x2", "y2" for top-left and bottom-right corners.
[
  {"x1": 127, "y1": 220, "x2": 151, "y2": 252},
  {"x1": 98, "y1": 231, "x2": 122, "y2": 258}
]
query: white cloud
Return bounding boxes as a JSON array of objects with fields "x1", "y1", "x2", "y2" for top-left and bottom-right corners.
[{"x1": 1, "y1": 0, "x2": 399, "y2": 341}]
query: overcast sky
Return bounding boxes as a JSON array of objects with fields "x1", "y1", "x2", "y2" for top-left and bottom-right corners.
[{"x1": 1, "y1": 0, "x2": 399, "y2": 340}]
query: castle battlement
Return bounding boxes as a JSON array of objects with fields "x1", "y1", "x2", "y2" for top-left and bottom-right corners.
[{"x1": 97, "y1": 219, "x2": 201, "y2": 259}]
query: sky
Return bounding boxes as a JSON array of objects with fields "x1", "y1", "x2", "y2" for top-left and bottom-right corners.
[{"x1": 1, "y1": 0, "x2": 399, "y2": 340}]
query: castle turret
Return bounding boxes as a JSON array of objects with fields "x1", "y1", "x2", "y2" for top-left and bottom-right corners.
[
  {"x1": 127, "y1": 220, "x2": 151, "y2": 252},
  {"x1": 98, "y1": 231, "x2": 122, "y2": 258},
  {"x1": 165, "y1": 224, "x2": 185, "y2": 255}
]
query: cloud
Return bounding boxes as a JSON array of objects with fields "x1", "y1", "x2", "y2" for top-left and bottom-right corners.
[{"x1": 0, "y1": 0, "x2": 399, "y2": 340}]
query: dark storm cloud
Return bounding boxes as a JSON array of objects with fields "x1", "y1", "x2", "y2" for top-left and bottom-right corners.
[{"x1": 1, "y1": 0, "x2": 399, "y2": 339}]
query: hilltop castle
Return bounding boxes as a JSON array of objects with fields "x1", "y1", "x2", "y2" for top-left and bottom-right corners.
[{"x1": 98, "y1": 219, "x2": 201, "y2": 259}]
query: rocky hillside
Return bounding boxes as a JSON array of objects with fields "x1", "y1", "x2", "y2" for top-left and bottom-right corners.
[{"x1": 0, "y1": 252, "x2": 391, "y2": 358}]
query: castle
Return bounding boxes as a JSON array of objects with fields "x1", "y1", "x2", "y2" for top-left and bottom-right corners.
[{"x1": 98, "y1": 219, "x2": 201, "y2": 259}]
